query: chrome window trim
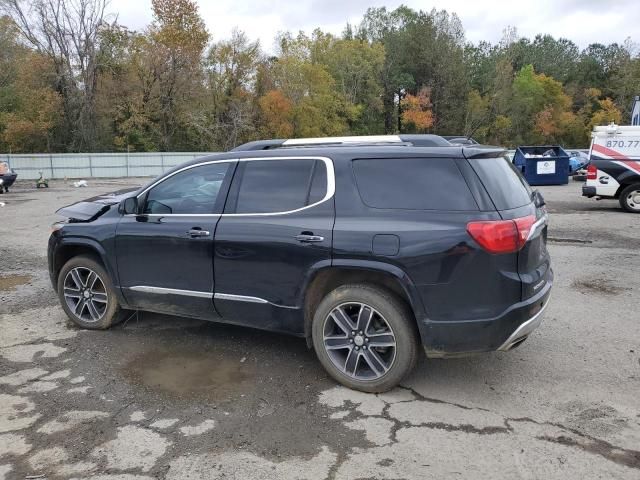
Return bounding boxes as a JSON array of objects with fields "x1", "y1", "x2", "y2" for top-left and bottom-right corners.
[
  {"x1": 224, "y1": 156, "x2": 334, "y2": 217},
  {"x1": 128, "y1": 286, "x2": 212, "y2": 298},
  {"x1": 128, "y1": 156, "x2": 334, "y2": 218}
]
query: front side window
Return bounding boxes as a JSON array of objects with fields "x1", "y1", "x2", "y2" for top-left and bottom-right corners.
[
  {"x1": 230, "y1": 159, "x2": 328, "y2": 214},
  {"x1": 143, "y1": 162, "x2": 231, "y2": 214}
]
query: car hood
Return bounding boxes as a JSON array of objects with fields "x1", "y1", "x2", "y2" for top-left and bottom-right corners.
[{"x1": 56, "y1": 187, "x2": 140, "y2": 222}]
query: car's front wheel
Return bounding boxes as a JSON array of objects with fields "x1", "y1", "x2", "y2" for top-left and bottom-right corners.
[
  {"x1": 619, "y1": 184, "x2": 640, "y2": 213},
  {"x1": 57, "y1": 255, "x2": 122, "y2": 329},
  {"x1": 312, "y1": 284, "x2": 419, "y2": 393}
]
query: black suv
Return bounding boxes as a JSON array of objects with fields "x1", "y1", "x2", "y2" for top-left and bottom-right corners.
[{"x1": 48, "y1": 138, "x2": 553, "y2": 392}]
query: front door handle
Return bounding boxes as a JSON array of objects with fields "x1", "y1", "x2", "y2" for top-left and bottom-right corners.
[
  {"x1": 295, "y1": 233, "x2": 324, "y2": 243},
  {"x1": 188, "y1": 229, "x2": 210, "y2": 238}
]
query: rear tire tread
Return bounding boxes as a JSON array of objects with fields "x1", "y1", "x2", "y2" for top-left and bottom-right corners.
[{"x1": 312, "y1": 283, "x2": 419, "y2": 393}]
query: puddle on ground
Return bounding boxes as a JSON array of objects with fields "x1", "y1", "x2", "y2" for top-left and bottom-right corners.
[
  {"x1": 0, "y1": 274, "x2": 32, "y2": 291},
  {"x1": 123, "y1": 350, "x2": 256, "y2": 401}
]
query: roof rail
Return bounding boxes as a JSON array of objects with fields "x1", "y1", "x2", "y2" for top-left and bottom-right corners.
[
  {"x1": 278, "y1": 141, "x2": 411, "y2": 149},
  {"x1": 231, "y1": 134, "x2": 452, "y2": 151},
  {"x1": 282, "y1": 135, "x2": 403, "y2": 146}
]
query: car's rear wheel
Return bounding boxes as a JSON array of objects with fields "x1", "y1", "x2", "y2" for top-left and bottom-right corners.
[
  {"x1": 619, "y1": 184, "x2": 640, "y2": 213},
  {"x1": 57, "y1": 255, "x2": 122, "y2": 329},
  {"x1": 312, "y1": 284, "x2": 419, "y2": 393}
]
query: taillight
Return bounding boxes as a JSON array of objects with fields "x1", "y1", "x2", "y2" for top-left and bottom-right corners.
[
  {"x1": 586, "y1": 164, "x2": 597, "y2": 180},
  {"x1": 467, "y1": 215, "x2": 536, "y2": 254}
]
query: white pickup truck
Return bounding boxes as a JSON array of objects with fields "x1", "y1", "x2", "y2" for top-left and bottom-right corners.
[{"x1": 582, "y1": 124, "x2": 640, "y2": 213}]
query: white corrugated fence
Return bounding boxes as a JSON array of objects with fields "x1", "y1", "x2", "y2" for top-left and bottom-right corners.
[{"x1": 0, "y1": 152, "x2": 216, "y2": 180}]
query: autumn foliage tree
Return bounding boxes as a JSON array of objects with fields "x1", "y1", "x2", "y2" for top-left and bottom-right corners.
[
  {"x1": 401, "y1": 87, "x2": 434, "y2": 132},
  {"x1": 258, "y1": 90, "x2": 294, "y2": 138},
  {"x1": 150, "y1": 0, "x2": 209, "y2": 150},
  {"x1": 1, "y1": 3, "x2": 639, "y2": 152},
  {"x1": 0, "y1": 17, "x2": 59, "y2": 152}
]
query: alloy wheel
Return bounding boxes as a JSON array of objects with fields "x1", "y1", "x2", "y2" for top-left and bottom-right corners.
[
  {"x1": 323, "y1": 302, "x2": 396, "y2": 380},
  {"x1": 63, "y1": 267, "x2": 108, "y2": 323}
]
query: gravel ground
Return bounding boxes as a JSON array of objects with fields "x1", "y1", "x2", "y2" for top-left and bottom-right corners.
[{"x1": 0, "y1": 177, "x2": 638, "y2": 479}]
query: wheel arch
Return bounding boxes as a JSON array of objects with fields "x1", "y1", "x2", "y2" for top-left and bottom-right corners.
[
  {"x1": 301, "y1": 260, "x2": 426, "y2": 346},
  {"x1": 614, "y1": 174, "x2": 640, "y2": 198},
  {"x1": 52, "y1": 238, "x2": 123, "y2": 302}
]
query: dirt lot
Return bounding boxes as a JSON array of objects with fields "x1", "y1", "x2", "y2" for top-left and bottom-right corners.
[{"x1": 0, "y1": 178, "x2": 639, "y2": 479}]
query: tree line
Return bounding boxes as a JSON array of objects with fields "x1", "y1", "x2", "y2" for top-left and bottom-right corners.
[{"x1": 0, "y1": 0, "x2": 638, "y2": 153}]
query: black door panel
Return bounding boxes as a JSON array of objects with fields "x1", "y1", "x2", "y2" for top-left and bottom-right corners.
[
  {"x1": 116, "y1": 215, "x2": 220, "y2": 319},
  {"x1": 213, "y1": 158, "x2": 334, "y2": 331},
  {"x1": 115, "y1": 161, "x2": 235, "y2": 320}
]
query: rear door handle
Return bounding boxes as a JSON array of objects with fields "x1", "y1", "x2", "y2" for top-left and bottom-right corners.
[
  {"x1": 295, "y1": 234, "x2": 324, "y2": 243},
  {"x1": 188, "y1": 229, "x2": 210, "y2": 238}
]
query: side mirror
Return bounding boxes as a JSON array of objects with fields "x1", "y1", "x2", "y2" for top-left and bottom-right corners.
[
  {"x1": 121, "y1": 196, "x2": 139, "y2": 215},
  {"x1": 532, "y1": 189, "x2": 546, "y2": 208}
]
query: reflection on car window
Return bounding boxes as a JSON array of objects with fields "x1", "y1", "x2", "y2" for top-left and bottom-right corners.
[
  {"x1": 352, "y1": 158, "x2": 478, "y2": 211},
  {"x1": 233, "y1": 159, "x2": 319, "y2": 214},
  {"x1": 144, "y1": 162, "x2": 230, "y2": 214}
]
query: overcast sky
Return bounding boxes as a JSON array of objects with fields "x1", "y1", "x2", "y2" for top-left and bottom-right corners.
[{"x1": 112, "y1": 0, "x2": 638, "y2": 51}]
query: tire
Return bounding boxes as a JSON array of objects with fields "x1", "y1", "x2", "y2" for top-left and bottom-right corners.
[
  {"x1": 619, "y1": 184, "x2": 640, "y2": 213},
  {"x1": 57, "y1": 255, "x2": 122, "y2": 329},
  {"x1": 312, "y1": 284, "x2": 419, "y2": 393}
]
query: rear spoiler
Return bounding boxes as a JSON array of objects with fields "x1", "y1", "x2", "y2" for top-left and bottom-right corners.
[{"x1": 463, "y1": 147, "x2": 508, "y2": 159}]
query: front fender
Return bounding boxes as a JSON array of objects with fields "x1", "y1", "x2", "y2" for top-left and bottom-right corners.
[{"x1": 51, "y1": 235, "x2": 128, "y2": 307}]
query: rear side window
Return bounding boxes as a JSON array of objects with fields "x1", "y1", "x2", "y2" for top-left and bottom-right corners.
[
  {"x1": 231, "y1": 159, "x2": 327, "y2": 214},
  {"x1": 470, "y1": 156, "x2": 532, "y2": 210},
  {"x1": 308, "y1": 161, "x2": 327, "y2": 204},
  {"x1": 352, "y1": 158, "x2": 478, "y2": 211}
]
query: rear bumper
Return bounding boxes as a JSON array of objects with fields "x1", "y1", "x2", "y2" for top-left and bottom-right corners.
[
  {"x1": 582, "y1": 186, "x2": 596, "y2": 197},
  {"x1": 421, "y1": 270, "x2": 553, "y2": 358},
  {"x1": 497, "y1": 297, "x2": 548, "y2": 351}
]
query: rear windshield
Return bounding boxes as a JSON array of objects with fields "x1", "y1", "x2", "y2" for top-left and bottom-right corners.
[
  {"x1": 352, "y1": 157, "x2": 478, "y2": 211},
  {"x1": 470, "y1": 156, "x2": 532, "y2": 210}
]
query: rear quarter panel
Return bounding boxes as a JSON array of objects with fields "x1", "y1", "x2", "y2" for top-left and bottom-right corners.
[{"x1": 331, "y1": 156, "x2": 523, "y2": 326}]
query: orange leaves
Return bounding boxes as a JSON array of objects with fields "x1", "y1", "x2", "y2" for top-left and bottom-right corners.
[
  {"x1": 534, "y1": 107, "x2": 557, "y2": 138},
  {"x1": 401, "y1": 87, "x2": 434, "y2": 132},
  {"x1": 258, "y1": 90, "x2": 294, "y2": 138}
]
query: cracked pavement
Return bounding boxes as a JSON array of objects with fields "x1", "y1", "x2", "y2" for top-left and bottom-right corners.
[{"x1": 0, "y1": 179, "x2": 639, "y2": 479}]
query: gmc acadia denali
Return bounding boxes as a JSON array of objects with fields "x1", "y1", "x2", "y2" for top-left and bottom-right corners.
[{"x1": 48, "y1": 136, "x2": 553, "y2": 392}]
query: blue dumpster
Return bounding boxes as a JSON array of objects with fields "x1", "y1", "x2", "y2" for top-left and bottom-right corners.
[{"x1": 513, "y1": 146, "x2": 570, "y2": 185}]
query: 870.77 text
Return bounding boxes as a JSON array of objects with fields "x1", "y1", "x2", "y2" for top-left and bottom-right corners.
[{"x1": 606, "y1": 140, "x2": 640, "y2": 148}]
